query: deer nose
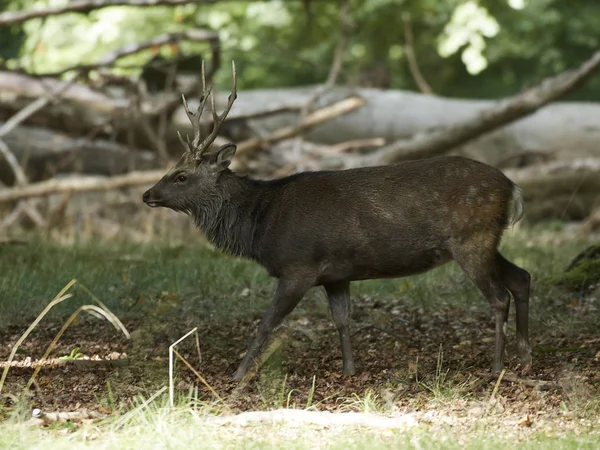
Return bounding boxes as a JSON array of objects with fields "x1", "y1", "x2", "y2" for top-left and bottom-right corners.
[{"x1": 142, "y1": 190, "x2": 150, "y2": 203}]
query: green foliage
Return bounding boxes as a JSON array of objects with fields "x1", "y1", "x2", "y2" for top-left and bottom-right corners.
[{"x1": 1, "y1": 0, "x2": 599, "y2": 99}]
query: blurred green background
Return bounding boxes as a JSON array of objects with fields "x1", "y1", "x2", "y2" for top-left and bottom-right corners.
[{"x1": 2, "y1": 0, "x2": 599, "y2": 99}]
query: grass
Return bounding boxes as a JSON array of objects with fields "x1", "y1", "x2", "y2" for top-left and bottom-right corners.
[
  {"x1": 1, "y1": 226, "x2": 600, "y2": 448},
  {"x1": 0, "y1": 228, "x2": 591, "y2": 327},
  {"x1": 0, "y1": 399, "x2": 599, "y2": 450}
]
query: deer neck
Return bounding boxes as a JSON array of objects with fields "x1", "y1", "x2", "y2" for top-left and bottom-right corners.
[{"x1": 192, "y1": 173, "x2": 264, "y2": 261}]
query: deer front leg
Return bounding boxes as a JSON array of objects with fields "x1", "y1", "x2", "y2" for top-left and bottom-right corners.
[{"x1": 233, "y1": 277, "x2": 311, "y2": 381}]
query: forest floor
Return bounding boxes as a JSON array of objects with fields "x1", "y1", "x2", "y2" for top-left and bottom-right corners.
[{"x1": 0, "y1": 225, "x2": 599, "y2": 449}]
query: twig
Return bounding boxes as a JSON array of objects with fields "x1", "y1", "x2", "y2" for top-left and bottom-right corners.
[
  {"x1": 37, "y1": 30, "x2": 218, "y2": 78},
  {"x1": 292, "y1": 0, "x2": 350, "y2": 158},
  {"x1": 402, "y1": 13, "x2": 432, "y2": 94},
  {"x1": 0, "y1": 0, "x2": 220, "y2": 26},
  {"x1": 29, "y1": 408, "x2": 107, "y2": 425}
]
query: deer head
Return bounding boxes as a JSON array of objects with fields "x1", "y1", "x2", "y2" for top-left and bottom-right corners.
[{"x1": 143, "y1": 61, "x2": 238, "y2": 213}]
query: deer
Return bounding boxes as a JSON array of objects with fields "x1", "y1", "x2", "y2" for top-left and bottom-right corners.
[{"x1": 143, "y1": 61, "x2": 532, "y2": 382}]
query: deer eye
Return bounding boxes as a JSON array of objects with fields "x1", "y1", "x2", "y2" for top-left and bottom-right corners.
[{"x1": 175, "y1": 174, "x2": 187, "y2": 183}]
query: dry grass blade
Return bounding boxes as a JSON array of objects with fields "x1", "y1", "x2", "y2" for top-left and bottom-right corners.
[
  {"x1": 231, "y1": 330, "x2": 288, "y2": 398},
  {"x1": 169, "y1": 327, "x2": 198, "y2": 407},
  {"x1": 24, "y1": 304, "x2": 130, "y2": 394},
  {"x1": 172, "y1": 348, "x2": 228, "y2": 410},
  {"x1": 77, "y1": 283, "x2": 131, "y2": 339},
  {"x1": 484, "y1": 368, "x2": 506, "y2": 417},
  {"x1": 0, "y1": 279, "x2": 77, "y2": 396},
  {"x1": 112, "y1": 386, "x2": 168, "y2": 430}
]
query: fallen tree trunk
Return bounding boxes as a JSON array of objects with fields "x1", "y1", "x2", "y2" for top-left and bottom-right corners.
[
  {"x1": 0, "y1": 124, "x2": 159, "y2": 185},
  {"x1": 505, "y1": 158, "x2": 600, "y2": 222},
  {"x1": 4, "y1": 67, "x2": 600, "y2": 169}
]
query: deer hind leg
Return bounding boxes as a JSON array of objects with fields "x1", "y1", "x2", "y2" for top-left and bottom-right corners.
[
  {"x1": 496, "y1": 253, "x2": 532, "y2": 373},
  {"x1": 233, "y1": 276, "x2": 312, "y2": 381},
  {"x1": 451, "y1": 235, "x2": 511, "y2": 374},
  {"x1": 324, "y1": 281, "x2": 355, "y2": 375}
]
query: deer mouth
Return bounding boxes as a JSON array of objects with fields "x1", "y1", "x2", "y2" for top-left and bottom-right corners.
[{"x1": 145, "y1": 201, "x2": 162, "y2": 208}]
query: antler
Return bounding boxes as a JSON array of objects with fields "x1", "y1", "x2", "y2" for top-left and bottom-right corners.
[{"x1": 178, "y1": 60, "x2": 237, "y2": 159}]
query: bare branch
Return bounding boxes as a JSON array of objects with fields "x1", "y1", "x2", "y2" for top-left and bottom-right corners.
[
  {"x1": 0, "y1": 171, "x2": 165, "y2": 203},
  {"x1": 234, "y1": 96, "x2": 365, "y2": 158},
  {"x1": 291, "y1": 0, "x2": 350, "y2": 158},
  {"x1": 37, "y1": 30, "x2": 218, "y2": 78},
  {"x1": 0, "y1": 140, "x2": 27, "y2": 186},
  {"x1": 402, "y1": 13, "x2": 433, "y2": 94},
  {"x1": 0, "y1": 97, "x2": 366, "y2": 202},
  {"x1": 360, "y1": 50, "x2": 600, "y2": 166},
  {"x1": 0, "y1": 0, "x2": 220, "y2": 26},
  {"x1": 303, "y1": 0, "x2": 350, "y2": 113}
]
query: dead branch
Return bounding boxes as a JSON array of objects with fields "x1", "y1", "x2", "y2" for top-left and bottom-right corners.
[
  {"x1": 0, "y1": 124, "x2": 157, "y2": 185},
  {"x1": 402, "y1": 13, "x2": 433, "y2": 94},
  {"x1": 0, "y1": 0, "x2": 220, "y2": 26},
  {"x1": 0, "y1": 170, "x2": 163, "y2": 203},
  {"x1": 28, "y1": 408, "x2": 107, "y2": 426},
  {"x1": 0, "y1": 140, "x2": 27, "y2": 186},
  {"x1": 354, "y1": 50, "x2": 600, "y2": 167},
  {"x1": 0, "y1": 97, "x2": 365, "y2": 202},
  {"x1": 234, "y1": 96, "x2": 366, "y2": 159},
  {"x1": 326, "y1": 137, "x2": 386, "y2": 153},
  {"x1": 292, "y1": 0, "x2": 349, "y2": 156},
  {"x1": 38, "y1": 30, "x2": 218, "y2": 78}
]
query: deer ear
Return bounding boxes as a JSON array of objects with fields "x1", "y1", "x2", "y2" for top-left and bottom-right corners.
[{"x1": 208, "y1": 144, "x2": 237, "y2": 171}]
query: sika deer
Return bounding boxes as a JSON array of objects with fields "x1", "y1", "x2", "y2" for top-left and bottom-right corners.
[{"x1": 143, "y1": 62, "x2": 532, "y2": 381}]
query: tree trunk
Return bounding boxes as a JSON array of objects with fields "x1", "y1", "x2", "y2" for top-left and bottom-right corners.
[
  {"x1": 0, "y1": 124, "x2": 159, "y2": 185},
  {"x1": 173, "y1": 86, "x2": 600, "y2": 167}
]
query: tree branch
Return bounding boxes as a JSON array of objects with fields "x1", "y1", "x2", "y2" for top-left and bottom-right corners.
[
  {"x1": 0, "y1": 97, "x2": 365, "y2": 202},
  {"x1": 0, "y1": 0, "x2": 220, "y2": 26},
  {"x1": 0, "y1": 76, "x2": 78, "y2": 189},
  {"x1": 234, "y1": 96, "x2": 365, "y2": 158},
  {"x1": 360, "y1": 50, "x2": 600, "y2": 167},
  {"x1": 291, "y1": 0, "x2": 350, "y2": 158},
  {"x1": 37, "y1": 30, "x2": 219, "y2": 78},
  {"x1": 402, "y1": 13, "x2": 432, "y2": 94}
]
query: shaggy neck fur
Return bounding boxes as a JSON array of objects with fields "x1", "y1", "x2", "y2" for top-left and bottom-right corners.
[{"x1": 189, "y1": 173, "x2": 266, "y2": 260}]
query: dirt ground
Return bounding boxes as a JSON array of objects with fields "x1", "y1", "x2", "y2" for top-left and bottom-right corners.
[{"x1": 1, "y1": 295, "x2": 599, "y2": 435}]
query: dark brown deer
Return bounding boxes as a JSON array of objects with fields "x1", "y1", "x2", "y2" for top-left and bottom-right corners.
[{"x1": 143, "y1": 62, "x2": 532, "y2": 381}]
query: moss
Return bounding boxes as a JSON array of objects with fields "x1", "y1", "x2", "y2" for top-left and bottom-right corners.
[{"x1": 551, "y1": 245, "x2": 600, "y2": 291}]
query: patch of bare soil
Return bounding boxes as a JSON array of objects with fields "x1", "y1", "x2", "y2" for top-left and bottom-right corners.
[{"x1": 1, "y1": 299, "x2": 599, "y2": 437}]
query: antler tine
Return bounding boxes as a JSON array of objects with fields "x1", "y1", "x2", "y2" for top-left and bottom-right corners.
[
  {"x1": 176, "y1": 130, "x2": 192, "y2": 152},
  {"x1": 180, "y1": 60, "x2": 213, "y2": 154},
  {"x1": 197, "y1": 60, "x2": 238, "y2": 153}
]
